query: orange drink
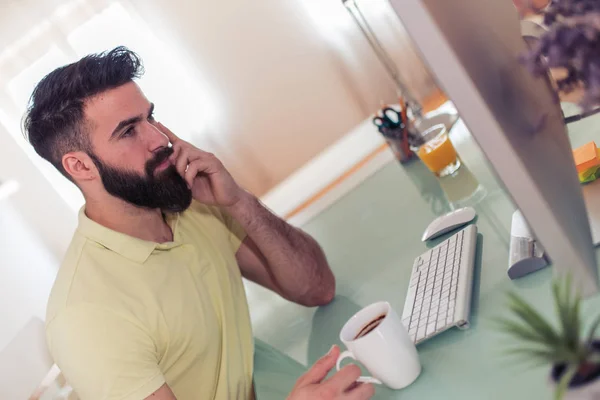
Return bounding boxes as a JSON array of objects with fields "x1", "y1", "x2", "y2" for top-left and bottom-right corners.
[{"x1": 413, "y1": 125, "x2": 461, "y2": 177}]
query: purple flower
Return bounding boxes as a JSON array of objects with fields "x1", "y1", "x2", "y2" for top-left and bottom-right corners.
[{"x1": 523, "y1": 0, "x2": 600, "y2": 110}]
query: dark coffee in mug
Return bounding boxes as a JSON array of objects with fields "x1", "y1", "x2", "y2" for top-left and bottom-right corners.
[{"x1": 354, "y1": 314, "x2": 386, "y2": 340}]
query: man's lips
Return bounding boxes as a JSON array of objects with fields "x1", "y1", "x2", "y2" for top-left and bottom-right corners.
[{"x1": 155, "y1": 159, "x2": 171, "y2": 172}]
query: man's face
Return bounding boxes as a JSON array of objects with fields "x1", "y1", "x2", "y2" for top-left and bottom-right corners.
[{"x1": 84, "y1": 82, "x2": 192, "y2": 212}]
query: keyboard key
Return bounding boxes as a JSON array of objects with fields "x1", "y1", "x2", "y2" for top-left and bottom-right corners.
[
  {"x1": 402, "y1": 318, "x2": 411, "y2": 328},
  {"x1": 410, "y1": 333, "x2": 416, "y2": 342},
  {"x1": 417, "y1": 326, "x2": 427, "y2": 340},
  {"x1": 410, "y1": 272, "x2": 420, "y2": 284},
  {"x1": 448, "y1": 300, "x2": 456, "y2": 310},
  {"x1": 447, "y1": 315, "x2": 454, "y2": 325},
  {"x1": 426, "y1": 322, "x2": 436, "y2": 336}
]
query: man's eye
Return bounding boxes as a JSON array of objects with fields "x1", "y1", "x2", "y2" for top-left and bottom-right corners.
[
  {"x1": 148, "y1": 112, "x2": 155, "y2": 122},
  {"x1": 122, "y1": 127, "x2": 135, "y2": 138}
]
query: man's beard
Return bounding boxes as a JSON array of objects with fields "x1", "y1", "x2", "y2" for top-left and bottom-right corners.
[{"x1": 89, "y1": 147, "x2": 192, "y2": 213}]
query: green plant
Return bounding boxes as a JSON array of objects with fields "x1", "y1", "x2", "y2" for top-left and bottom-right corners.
[{"x1": 497, "y1": 277, "x2": 600, "y2": 400}]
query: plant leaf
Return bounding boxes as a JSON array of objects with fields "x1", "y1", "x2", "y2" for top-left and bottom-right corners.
[
  {"x1": 571, "y1": 294, "x2": 582, "y2": 354},
  {"x1": 566, "y1": 277, "x2": 582, "y2": 353},
  {"x1": 496, "y1": 318, "x2": 550, "y2": 344},
  {"x1": 500, "y1": 337, "x2": 582, "y2": 365},
  {"x1": 504, "y1": 346, "x2": 567, "y2": 365},
  {"x1": 586, "y1": 314, "x2": 600, "y2": 347},
  {"x1": 555, "y1": 364, "x2": 577, "y2": 400},
  {"x1": 588, "y1": 353, "x2": 600, "y2": 365},
  {"x1": 563, "y1": 277, "x2": 587, "y2": 363},
  {"x1": 554, "y1": 278, "x2": 581, "y2": 354},
  {"x1": 507, "y1": 292, "x2": 560, "y2": 344}
]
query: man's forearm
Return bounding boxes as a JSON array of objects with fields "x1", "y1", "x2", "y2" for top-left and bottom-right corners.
[{"x1": 226, "y1": 192, "x2": 335, "y2": 306}]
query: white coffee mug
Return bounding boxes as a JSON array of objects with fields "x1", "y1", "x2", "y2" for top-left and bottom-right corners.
[{"x1": 336, "y1": 301, "x2": 421, "y2": 390}]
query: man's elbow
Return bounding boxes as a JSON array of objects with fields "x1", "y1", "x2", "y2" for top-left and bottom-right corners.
[
  {"x1": 298, "y1": 271, "x2": 336, "y2": 307},
  {"x1": 318, "y1": 279, "x2": 336, "y2": 305}
]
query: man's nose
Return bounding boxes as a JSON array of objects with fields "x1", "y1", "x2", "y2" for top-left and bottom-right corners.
[{"x1": 145, "y1": 122, "x2": 170, "y2": 152}]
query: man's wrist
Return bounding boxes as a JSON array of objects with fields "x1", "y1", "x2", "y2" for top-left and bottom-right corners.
[{"x1": 224, "y1": 190, "x2": 257, "y2": 219}]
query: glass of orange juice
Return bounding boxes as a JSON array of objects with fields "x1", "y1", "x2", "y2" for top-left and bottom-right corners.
[{"x1": 412, "y1": 124, "x2": 461, "y2": 177}]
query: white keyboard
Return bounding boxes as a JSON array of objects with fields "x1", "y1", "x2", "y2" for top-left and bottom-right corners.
[{"x1": 402, "y1": 225, "x2": 478, "y2": 344}]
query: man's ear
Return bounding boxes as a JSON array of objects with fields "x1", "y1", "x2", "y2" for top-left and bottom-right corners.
[{"x1": 62, "y1": 151, "x2": 97, "y2": 183}]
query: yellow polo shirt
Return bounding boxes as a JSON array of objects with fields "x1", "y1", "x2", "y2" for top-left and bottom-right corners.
[{"x1": 46, "y1": 201, "x2": 254, "y2": 400}]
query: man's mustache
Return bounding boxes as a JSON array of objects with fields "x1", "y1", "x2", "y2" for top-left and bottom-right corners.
[{"x1": 145, "y1": 146, "x2": 174, "y2": 176}]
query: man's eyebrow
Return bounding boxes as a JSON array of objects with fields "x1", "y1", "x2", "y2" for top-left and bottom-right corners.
[
  {"x1": 110, "y1": 103, "x2": 155, "y2": 139},
  {"x1": 148, "y1": 103, "x2": 155, "y2": 118},
  {"x1": 110, "y1": 115, "x2": 142, "y2": 139}
]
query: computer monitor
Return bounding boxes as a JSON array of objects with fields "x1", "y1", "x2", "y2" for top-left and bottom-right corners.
[{"x1": 388, "y1": 0, "x2": 599, "y2": 296}]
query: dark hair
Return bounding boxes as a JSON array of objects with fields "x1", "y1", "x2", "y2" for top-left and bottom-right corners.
[{"x1": 23, "y1": 46, "x2": 144, "y2": 180}]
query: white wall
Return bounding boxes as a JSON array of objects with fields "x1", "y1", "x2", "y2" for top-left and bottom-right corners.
[
  {"x1": 0, "y1": 124, "x2": 76, "y2": 259},
  {"x1": 0, "y1": 200, "x2": 58, "y2": 351},
  {"x1": 125, "y1": 0, "x2": 437, "y2": 195}
]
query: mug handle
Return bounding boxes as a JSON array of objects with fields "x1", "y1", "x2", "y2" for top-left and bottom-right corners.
[{"x1": 336, "y1": 350, "x2": 383, "y2": 385}]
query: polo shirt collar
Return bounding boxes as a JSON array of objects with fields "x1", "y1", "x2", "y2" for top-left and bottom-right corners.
[{"x1": 77, "y1": 207, "x2": 181, "y2": 263}]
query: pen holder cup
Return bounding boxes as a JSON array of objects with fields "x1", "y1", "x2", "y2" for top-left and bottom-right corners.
[{"x1": 381, "y1": 127, "x2": 416, "y2": 164}]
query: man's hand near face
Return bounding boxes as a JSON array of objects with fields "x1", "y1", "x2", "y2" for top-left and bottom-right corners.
[
  {"x1": 156, "y1": 122, "x2": 336, "y2": 308},
  {"x1": 158, "y1": 122, "x2": 245, "y2": 208}
]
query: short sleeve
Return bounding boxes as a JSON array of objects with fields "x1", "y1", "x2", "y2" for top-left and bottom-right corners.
[{"x1": 46, "y1": 305, "x2": 165, "y2": 400}]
